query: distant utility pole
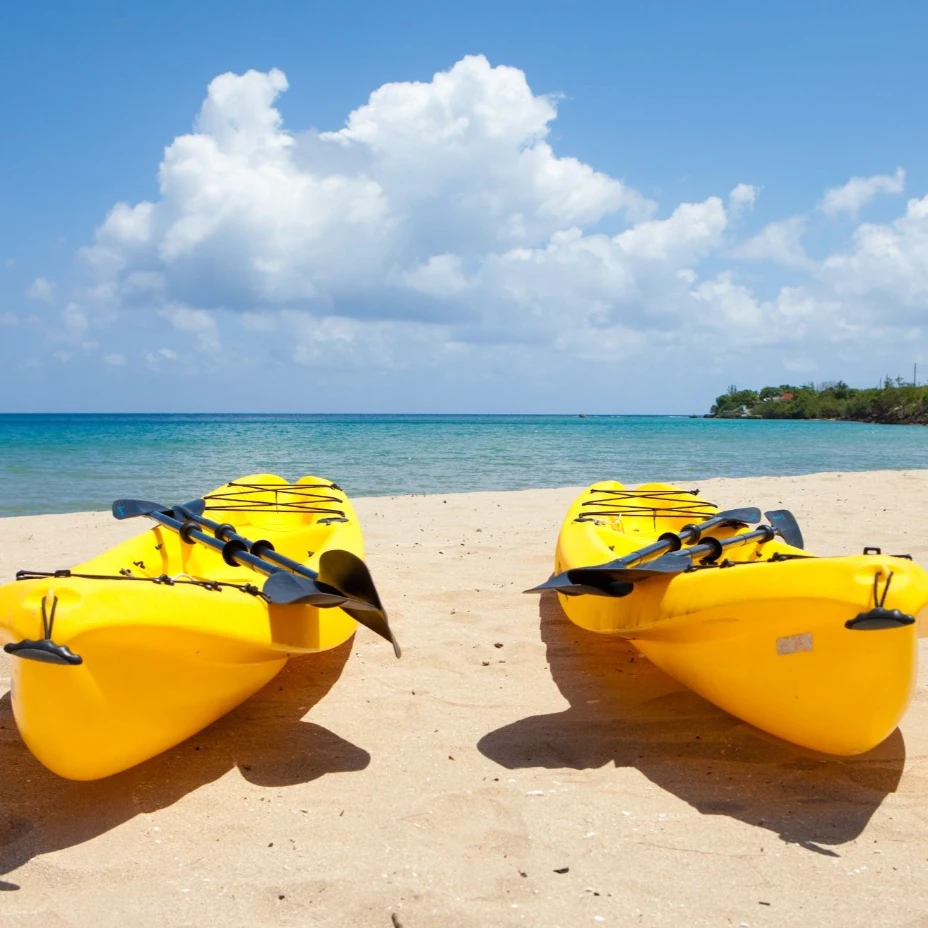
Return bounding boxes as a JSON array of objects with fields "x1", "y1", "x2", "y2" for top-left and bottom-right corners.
[{"x1": 915, "y1": 362, "x2": 918, "y2": 386}]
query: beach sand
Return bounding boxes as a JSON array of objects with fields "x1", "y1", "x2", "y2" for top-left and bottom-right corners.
[{"x1": 1, "y1": 470, "x2": 927, "y2": 926}]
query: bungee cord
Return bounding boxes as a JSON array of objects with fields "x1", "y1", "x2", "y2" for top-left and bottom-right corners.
[
  {"x1": 203, "y1": 481, "x2": 348, "y2": 519},
  {"x1": 578, "y1": 487, "x2": 717, "y2": 523}
]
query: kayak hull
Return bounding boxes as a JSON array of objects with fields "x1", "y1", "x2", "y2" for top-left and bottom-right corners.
[
  {"x1": 9, "y1": 632, "x2": 286, "y2": 780},
  {"x1": 551, "y1": 481, "x2": 928, "y2": 756},
  {"x1": 0, "y1": 474, "x2": 364, "y2": 779}
]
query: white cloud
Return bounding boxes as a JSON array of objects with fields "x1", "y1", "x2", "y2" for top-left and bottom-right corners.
[
  {"x1": 731, "y1": 216, "x2": 813, "y2": 268},
  {"x1": 103, "y1": 352, "x2": 127, "y2": 366},
  {"x1": 53, "y1": 56, "x2": 925, "y2": 385},
  {"x1": 820, "y1": 167, "x2": 905, "y2": 218},
  {"x1": 277, "y1": 310, "x2": 457, "y2": 369},
  {"x1": 728, "y1": 183, "x2": 759, "y2": 219},
  {"x1": 159, "y1": 305, "x2": 221, "y2": 354},
  {"x1": 80, "y1": 56, "x2": 666, "y2": 332},
  {"x1": 688, "y1": 275, "x2": 846, "y2": 348},
  {"x1": 26, "y1": 276, "x2": 55, "y2": 303},
  {"x1": 462, "y1": 197, "x2": 729, "y2": 344},
  {"x1": 400, "y1": 254, "x2": 470, "y2": 298},
  {"x1": 613, "y1": 198, "x2": 727, "y2": 263},
  {"x1": 820, "y1": 193, "x2": 928, "y2": 313}
]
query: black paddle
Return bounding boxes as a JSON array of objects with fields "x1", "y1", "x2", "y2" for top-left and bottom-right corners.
[
  {"x1": 765, "y1": 508, "x2": 804, "y2": 549},
  {"x1": 173, "y1": 501, "x2": 400, "y2": 657},
  {"x1": 113, "y1": 498, "x2": 400, "y2": 657},
  {"x1": 526, "y1": 506, "x2": 761, "y2": 596},
  {"x1": 528, "y1": 509, "x2": 803, "y2": 598}
]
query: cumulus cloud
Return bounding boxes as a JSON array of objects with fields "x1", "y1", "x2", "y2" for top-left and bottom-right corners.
[
  {"x1": 81, "y1": 56, "x2": 723, "y2": 347},
  {"x1": 820, "y1": 167, "x2": 905, "y2": 218},
  {"x1": 820, "y1": 193, "x2": 928, "y2": 312},
  {"x1": 689, "y1": 275, "x2": 849, "y2": 348},
  {"x1": 57, "y1": 56, "x2": 925, "y2": 384},
  {"x1": 731, "y1": 216, "x2": 813, "y2": 269},
  {"x1": 400, "y1": 254, "x2": 470, "y2": 299}
]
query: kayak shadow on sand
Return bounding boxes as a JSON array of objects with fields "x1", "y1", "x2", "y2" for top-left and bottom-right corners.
[
  {"x1": 0, "y1": 639, "x2": 368, "y2": 877},
  {"x1": 478, "y1": 594, "x2": 905, "y2": 854}
]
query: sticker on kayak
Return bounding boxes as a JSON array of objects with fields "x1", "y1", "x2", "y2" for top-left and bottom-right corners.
[{"x1": 776, "y1": 633, "x2": 813, "y2": 655}]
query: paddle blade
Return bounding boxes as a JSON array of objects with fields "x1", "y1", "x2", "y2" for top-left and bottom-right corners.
[
  {"x1": 112, "y1": 498, "x2": 168, "y2": 520},
  {"x1": 262, "y1": 572, "x2": 351, "y2": 609},
  {"x1": 571, "y1": 553, "x2": 695, "y2": 582},
  {"x1": 714, "y1": 507, "x2": 761, "y2": 525},
  {"x1": 113, "y1": 498, "x2": 207, "y2": 520},
  {"x1": 765, "y1": 509, "x2": 804, "y2": 549},
  {"x1": 318, "y1": 550, "x2": 401, "y2": 658},
  {"x1": 525, "y1": 571, "x2": 636, "y2": 598}
]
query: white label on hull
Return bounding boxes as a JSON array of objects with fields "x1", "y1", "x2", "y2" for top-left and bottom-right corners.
[{"x1": 776, "y1": 633, "x2": 813, "y2": 655}]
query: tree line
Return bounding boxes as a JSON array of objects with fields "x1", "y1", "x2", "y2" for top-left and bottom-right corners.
[{"x1": 708, "y1": 379, "x2": 928, "y2": 424}]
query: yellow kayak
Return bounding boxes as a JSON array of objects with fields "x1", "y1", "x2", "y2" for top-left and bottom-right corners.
[
  {"x1": 531, "y1": 481, "x2": 928, "y2": 756},
  {"x1": 0, "y1": 474, "x2": 397, "y2": 780}
]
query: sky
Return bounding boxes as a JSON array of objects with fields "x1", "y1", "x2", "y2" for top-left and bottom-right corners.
[{"x1": 2, "y1": 0, "x2": 927, "y2": 414}]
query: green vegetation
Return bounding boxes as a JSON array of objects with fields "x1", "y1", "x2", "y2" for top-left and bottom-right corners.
[{"x1": 709, "y1": 379, "x2": 928, "y2": 424}]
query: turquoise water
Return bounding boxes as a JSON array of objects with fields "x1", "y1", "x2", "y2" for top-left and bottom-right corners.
[{"x1": 0, "y1": 414, "x2": 926, "y2": 516}]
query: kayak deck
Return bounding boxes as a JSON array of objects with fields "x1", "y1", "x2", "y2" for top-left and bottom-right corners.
[
  {"x1": 550, "y1": 481, "x2": 928, "y2": 755},
  {"x1": 0, "y1": 474, "x2": 368, "y2": 779}
]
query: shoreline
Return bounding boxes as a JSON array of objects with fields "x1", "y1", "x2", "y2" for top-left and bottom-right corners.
[
  {"x1": 3, "y1": 467, "x2": 928, "y2": 524},
  {"x1": 1, "y1": 471, "x2": 927, "y2": 924},
  {"x1": 5, "y1": 418, "x2": 928, "y2": 517}
]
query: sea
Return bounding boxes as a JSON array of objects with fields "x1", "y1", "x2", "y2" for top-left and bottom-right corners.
[{"x1": 1, "y1": 413, "x2": 926, "y2": 517}]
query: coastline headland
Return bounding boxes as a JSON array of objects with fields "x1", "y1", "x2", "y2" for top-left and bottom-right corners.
[{"x1": 708, "y1": 380, "x2": 928, "y2": 424}]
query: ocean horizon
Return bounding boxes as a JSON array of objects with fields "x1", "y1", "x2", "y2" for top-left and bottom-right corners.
[{"x1": 1, "y1": 412, "x2": 926, "y2": 517}]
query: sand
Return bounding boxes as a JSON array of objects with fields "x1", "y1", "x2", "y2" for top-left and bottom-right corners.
[{"x1": 1, "y1": 470, "x2": 927, "y2": 927}]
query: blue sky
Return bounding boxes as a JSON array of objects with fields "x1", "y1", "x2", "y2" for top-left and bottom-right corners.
[{"x1": 2, "y1": 0, "x2": 927, "y2": 412}]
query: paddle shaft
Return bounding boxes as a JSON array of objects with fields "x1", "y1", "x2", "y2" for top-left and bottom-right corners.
[
  {"x1": 176, "y1": 504, "x2": 322, "y2": 582},
  {"x1": 174, "y1": 505, "x2": 393, "y2": 626},
  {"x1": 671, "y1": 523, "x2": 776, "y2": 566},
  {"x1": 528, "y1": 516, "x2": 780, "y2": 598},
  {"x1": 113, "y1": 497, "x2": 398, "y2": 654},
  {"x1": 562, "y1": 523, "x2": 777, "y2": 589},
  {"x1": 619, "y1": 519, "x2": 719, "y2": 567},
  {"x1": 147, "y1": 508, "x2": 284, "y2": 577},
  {"x1": 606, "y1": 508, "x2": 761, "y2": 569}
]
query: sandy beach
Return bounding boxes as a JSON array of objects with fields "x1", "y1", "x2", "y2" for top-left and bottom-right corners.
[{"x1": 1, "y1": 470, "x2": 927, "y2": 927}]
